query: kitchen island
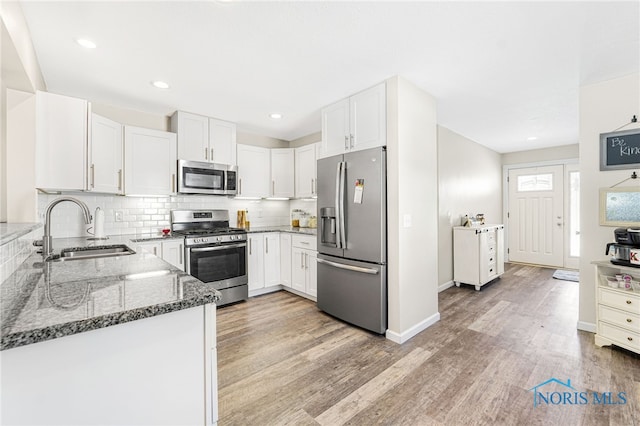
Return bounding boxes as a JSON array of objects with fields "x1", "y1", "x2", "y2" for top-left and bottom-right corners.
[{"x1": 1, "y1": 236, "x2": 220, "y2": 425}]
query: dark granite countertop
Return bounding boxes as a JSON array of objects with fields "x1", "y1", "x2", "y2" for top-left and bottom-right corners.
[
  {"x1": 0, "y1": 236, "x2": 220, "y2": 351},
  {"x1": 0, "y1": 223, "x2": 42, "y2": 246},
  {"x1": 245, "y1": 225, "x2": 317, "y2": 236}
]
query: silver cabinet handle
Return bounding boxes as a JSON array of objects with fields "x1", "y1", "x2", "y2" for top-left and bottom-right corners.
[
  {"x1": 266, "y1": 237, "x2": 269, "y2": 254},
  {"x1": 205, "y1": 147, "x2": 208, "y2": 160},
  {"x1": 118, "y1": 169, "x2": 122, "y2": 191},
  {"x1": 317, "y1": 258, "x2": 379, "y2": 274},
  {"x1": 171, "y1": 174, "x2": 176, "y2": 192},
  {"x1": 301, "y1": 252, "x2": 304, "y2": 268},
  {"x1": 310, "y1": 178, "x2": 314, "y2": 194},
  {"x1": 211, "y1": 148, "x2": 214, "y2": 161},
  {"x1": 350, "y1": 134, "x2": 354, "y2": 148},
  {"x1": 249, "y1": 238, "x2": 252, "y2": 255},
  {"x1": 153, "y1": 246, "x2": 157, "y2": 256},
  {"x1": 90, "y1": 164, "x2": 95, "y2": 188},
  {"x1": 239, "y1": 178, "x2": 242, "y2": 195},
  {"x1": 179, "y1": 244, "x2": 183, "y2": 265},
  {"x1": 272, "y1": 180, "x2": 275, "y2": 196}
]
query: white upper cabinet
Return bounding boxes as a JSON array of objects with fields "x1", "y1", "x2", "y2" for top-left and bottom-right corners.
[
  {"x1": 209, "y1": 118, "x2": 237, "y2": 166},
  {"x1": 89, "y1": 113, "x2": 123, "y2": 194},
  {"x1": 270, "y1": 148, "x2": 294, "y2": 198},
  {"x1": 124, "y1": 126, "x2": 177, "y2": 195},
  {"x1": 294, "y1": 143, "x2": 320, "y2": 198},
  {"x1": 171, "y1": 111, "x2": 237, "y2": 166},
  {"x1": 236, "y1": 144, "x2": 270, "y2": 198},
  {"x1": 320, "y1": 82, "x2": 386, "y2": 158},
  {"x1": 35, "y1": 91, "x2": 88, "y2": 191}
]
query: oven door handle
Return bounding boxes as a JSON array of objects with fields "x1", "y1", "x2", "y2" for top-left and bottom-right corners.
[{"x1": 190, "y1": 243, "x2": 247, "y2": 252}]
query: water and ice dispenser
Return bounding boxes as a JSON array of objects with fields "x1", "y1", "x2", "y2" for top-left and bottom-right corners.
[{"x1": 320, "y1": 207, "x2": 337, "y2": 247}]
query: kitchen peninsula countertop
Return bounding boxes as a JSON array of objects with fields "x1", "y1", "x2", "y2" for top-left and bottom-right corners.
[
  {"x1": 245, "y1": 225, "x2": 317, "y2": 236},
  {"x1": 0, "y1": 236, "x2": 220, "y2": 351},
  {"x1": 0, "y1": 223, "x2": 42, "y2": 246}
]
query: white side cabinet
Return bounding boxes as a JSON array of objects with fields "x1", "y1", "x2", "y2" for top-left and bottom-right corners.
[
  {"x1": 247, "y1": 233, "x2": 265, "y2": 291},
  {"x1": 453, "y1": 225, "x2": 505, "y2": 291},
  {"x1": 237, "y1": 144, "x2": 270, "y2": 198},
  {"x1": 295, "y1": 143, "x2": 320, "y2": 198},
  {"x1": 89, "y1": 113, "x2": 123, "y2": 194},
  {"x1": 124, "y1": 126, "x2": 177, "y2": 196},
  {"x1": 171, "y1": 111, "x2": 237, "y2": 166},
  {"x1": 291, "y1": 234, "x2": 317, "y2": 298},
  {"x1": 320, "y1": 82, "x2": 386, "y2": 158},
  {"x1": 35, "y1": 91, "x2": 88, "y2": 191},
  {"x1": 264, "y1": 233, "x2": 281, "y2": 287},
  {"x1": 270, "y1": 148, "x2": 295, "y2": 198},
  {"x1": 593, "y1": 261, "x2": 640, "y2": 355}
]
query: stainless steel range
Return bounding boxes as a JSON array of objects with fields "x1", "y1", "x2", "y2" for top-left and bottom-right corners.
[{"x1": 171, "y1": 210, "x2": 247, "y2": 307}]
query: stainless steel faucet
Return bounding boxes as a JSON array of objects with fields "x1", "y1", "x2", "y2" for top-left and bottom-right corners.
[{"x1": 36, "y1": 197, "x2": 93, "y2": 260}]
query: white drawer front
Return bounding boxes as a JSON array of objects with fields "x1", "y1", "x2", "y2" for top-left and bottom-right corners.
[
  {"x1": 599, "y1": 305, "x2": 640, "y2": 333},
  {"x1": 599, "y1": 322, "x2": 640, "y2": 352},
  {"x1": 599, "y1": 288, "x2": 640, "y2": 314},
  {"x1": 292, "y1": 234, "x2": 316, "y2": 250}
]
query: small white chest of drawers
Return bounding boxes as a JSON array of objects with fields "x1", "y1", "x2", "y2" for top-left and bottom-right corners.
[
  {"x1": 593, "y1": 261, "x2": 640, "y2": 354},
  {"x1": 453, "y1": 224, "x2": 505, "y2": 291}
]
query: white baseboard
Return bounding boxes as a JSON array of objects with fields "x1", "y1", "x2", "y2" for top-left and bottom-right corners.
[
  {"x1": 577, "y1": 321, "x2": 596, "y2": 333},
  {"x1": 248, "y1": 285, "x2": 283, "y2": 298},
  {"x1": 283, "y1": 286, "x2": 317, "y2": 302},
  {"x1": 438, "y1": 280, "x2": 454, "y2": 292},
  {"x1": 385, "y1": 312, "x2": 440, "y2": 344}
]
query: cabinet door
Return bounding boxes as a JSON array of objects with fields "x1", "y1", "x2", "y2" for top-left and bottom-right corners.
[
  {"x1": 350, "y1": 83, "x2": 386, "y2": 152},
  {"x1": 291, "y1": 247, "x2": 306, "y2": 293},
  {"x1": 295, "y1": 144, "x2": 317, "y2": 198},
  {"x1": 248, "y1": 234, "x2": 265, "y2": 290},
  {"x1": 135, "y1": 242, "x2": 162, "y2": 257},
  {"x1": 496, "y1": 227, "x2": 505, "y2": 275},
  {"x1": 173, "y1": 111, "x2": 209, "y2": 162},
  {"x1": 236, "y1": 144, "x2": 270, "y2": 198},
  {"x1": 320, "y1": 98, "x2": 349, "y2": 158},
  {"x1": 89, "y1": 113, "x2": 123, "y2": 194},
  {"x1": 306, "y1": 250, "x2": 317, "y2": 297},
  {"x1": 280, "y1": 233, "x2": 292, "y2": 288},
  {"x1": 35, "y1": 91, "x2": 88, "y2": 191},
  {"x1": 270, "y1": 148, "x2": 294, "y2": 198},
  {"x1": 162, "y1": 240, "x2": 184, "y2": 271},
  {"x1": 124, "y1": 126, "x2": 177, "y2": 195},
  {"x1": 264, "y1": 233, "x2": 281, "y2": 287},
  {"x1": 209, "y1": 118, "x2": 237, "y2": 166}
]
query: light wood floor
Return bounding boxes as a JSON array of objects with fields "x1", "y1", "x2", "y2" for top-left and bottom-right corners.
[{"x1": 216, "y1": 264, "x2": 640, "y2": 425}]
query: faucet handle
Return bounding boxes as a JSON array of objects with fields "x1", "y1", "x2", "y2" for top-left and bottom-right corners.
[{"x1": 33, "y1": 239, "x2": 43, "y2": 247}]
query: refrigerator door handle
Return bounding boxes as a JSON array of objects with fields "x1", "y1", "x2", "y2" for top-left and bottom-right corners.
[
  {"x1": 317, "y1": 258, "x2": 379, "y2": 275},
  {"x1": 339, "y1": 161, "x2": 347, "y2": 249},
  {"x1": 335, "y1": 161, "x2": 342, "y2": 248}
]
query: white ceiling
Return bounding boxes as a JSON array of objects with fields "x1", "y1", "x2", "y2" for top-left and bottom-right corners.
[{"x1": 19, "y1": 1, "x2": 640, "y2": 153}]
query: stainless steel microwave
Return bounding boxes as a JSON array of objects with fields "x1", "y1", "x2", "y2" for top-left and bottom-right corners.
[{"x1": 177, "y1": 160, "x2": 237, "y2": 195}]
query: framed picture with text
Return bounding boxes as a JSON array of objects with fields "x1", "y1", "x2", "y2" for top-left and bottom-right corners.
[{"x1": 600, "y1": 128, "x2": 640, "y2": 171}]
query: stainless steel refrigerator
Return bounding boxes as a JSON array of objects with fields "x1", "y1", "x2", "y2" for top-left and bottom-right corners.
[{"x1": 316, "y1": 146, "x2": 387, "y2": 334}]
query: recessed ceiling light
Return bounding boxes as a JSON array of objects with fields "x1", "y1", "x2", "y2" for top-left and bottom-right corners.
[
  {"x1": 527, "y1": 136, "x2": 538, "y2": 141},
  {"x1": 76, "y1": 38, "x2": 97, "y2": 49},
  {"x1": 269, "y1": 113, "x2": 282, "y2": 119},
  {"x1": 151, "y1": 81, "x2": 170, "y2": 89}
]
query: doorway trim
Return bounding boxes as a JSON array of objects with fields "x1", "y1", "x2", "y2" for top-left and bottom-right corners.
[{"x1": 502, "y1": 158, "x2": 579, "y2": 267}]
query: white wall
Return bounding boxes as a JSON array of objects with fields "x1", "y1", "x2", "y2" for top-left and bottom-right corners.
[
  {"x1": 437, "y1": 126, "x2": 502, "y2": 288},
  {"x1": 237, "y1": 131, "x2": 288, "y2": 148},
  {"x1": 92, "y1": 103, "x2": 169, "y2": 132},
  {"x1": 386, "y1": 76, "x2": 439, "y2": 343},
  {"x1": 502, "y1": 144, "x2": 579, "y2": 165},
  {"x1": 289, "y1": 131, "x2": 321, "y2": 148},
  {"x1": 578, "y1": 73, "x2": 640, "y2": 330}
]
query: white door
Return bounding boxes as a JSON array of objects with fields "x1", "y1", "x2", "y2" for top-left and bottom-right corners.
[
  {"x1": 270, "y1": 148, "x2": 294, "y2": 198},
  {"x1": 320, "y1": 98, "x2": 349, "y2": 158},
  {"x1": 508, "y1": 165, "x2": 564, "y2": 267},
  {"x1": 209, "y1": 118, "x2": 236, "y2": 165},
  {"x1": 175, "y1": 111, "x2": 209, "y2": 162},
  {"x1": 349, "y1": 82, "x2": 386, "y2": 152},
  {"x1": 90, "y1": 113, "x2": 123, "y2": 194},
  {"x1": 247, "y1": 234, "x2": 265, "y2": 291},
  {"x1": 295, "y1": 144, "x2": 317, "y2": 198},
  {"x1": 236, "y1": 144, "x2": 270, "y2": 198},
  {"x1": 263, "y1": 233, "x2": 281, "y2": 286},
  {"x1": 124, "y1": 126, "x2": 177, "y2": 195}
]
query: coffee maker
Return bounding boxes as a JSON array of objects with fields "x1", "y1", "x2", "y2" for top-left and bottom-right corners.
[{"x1": 606, "y1": 228, "x2": 640, "y2": 267}]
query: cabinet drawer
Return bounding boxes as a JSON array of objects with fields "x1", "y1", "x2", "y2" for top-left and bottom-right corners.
[
  {"x1": 598, "y1": 322, "x2": 640, "y2": 352},
  {"x1": 599, "y1": 305, "x2": 640, "y2": 332},
  {"x1": 599, "y1": 288, "x2": 640, "y2": 314},
  {"x1": 292, "y1": 234, "x2": 316, "y2": 250}
]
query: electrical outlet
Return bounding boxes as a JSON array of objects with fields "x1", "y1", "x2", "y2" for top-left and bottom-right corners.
[{"x1": 115, "y1": 210, "x2": 124, "y2": 222}]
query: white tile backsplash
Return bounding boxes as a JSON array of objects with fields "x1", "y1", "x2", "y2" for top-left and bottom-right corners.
[
  {"x1": 37, "y1": 194, "x2": 294, "y2": 238},
  {"x1": 0, "y1": 227, "x2": 42, "y2": 283}
]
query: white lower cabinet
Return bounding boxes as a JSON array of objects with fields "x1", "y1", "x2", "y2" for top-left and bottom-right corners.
[
  {"x1": 133, "y1": 240, "x2": 185, "y2": 271},
  {"x1": 453, "y1": 225, "x2": 504, "y2": 291},
  {"x1": 264, "y1": 233, "x2": 281, "y2": 287},
  {"x1": 248, "y1": 233, "x2": 281, "y2": 294},
  {"x1": 280, "y1": 233, "x2": 292, "y2": 288},
  {"x1": 291, "y1": 234, "x2": 317, "y2": 298},
  {"x1": 247, "y1": 234, "x2": 265, "y2": 291}
]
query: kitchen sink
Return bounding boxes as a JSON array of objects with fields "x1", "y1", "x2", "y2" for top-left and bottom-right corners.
[{"x1": 54, "y1": 244, "x2": 136, "y2": 261}]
